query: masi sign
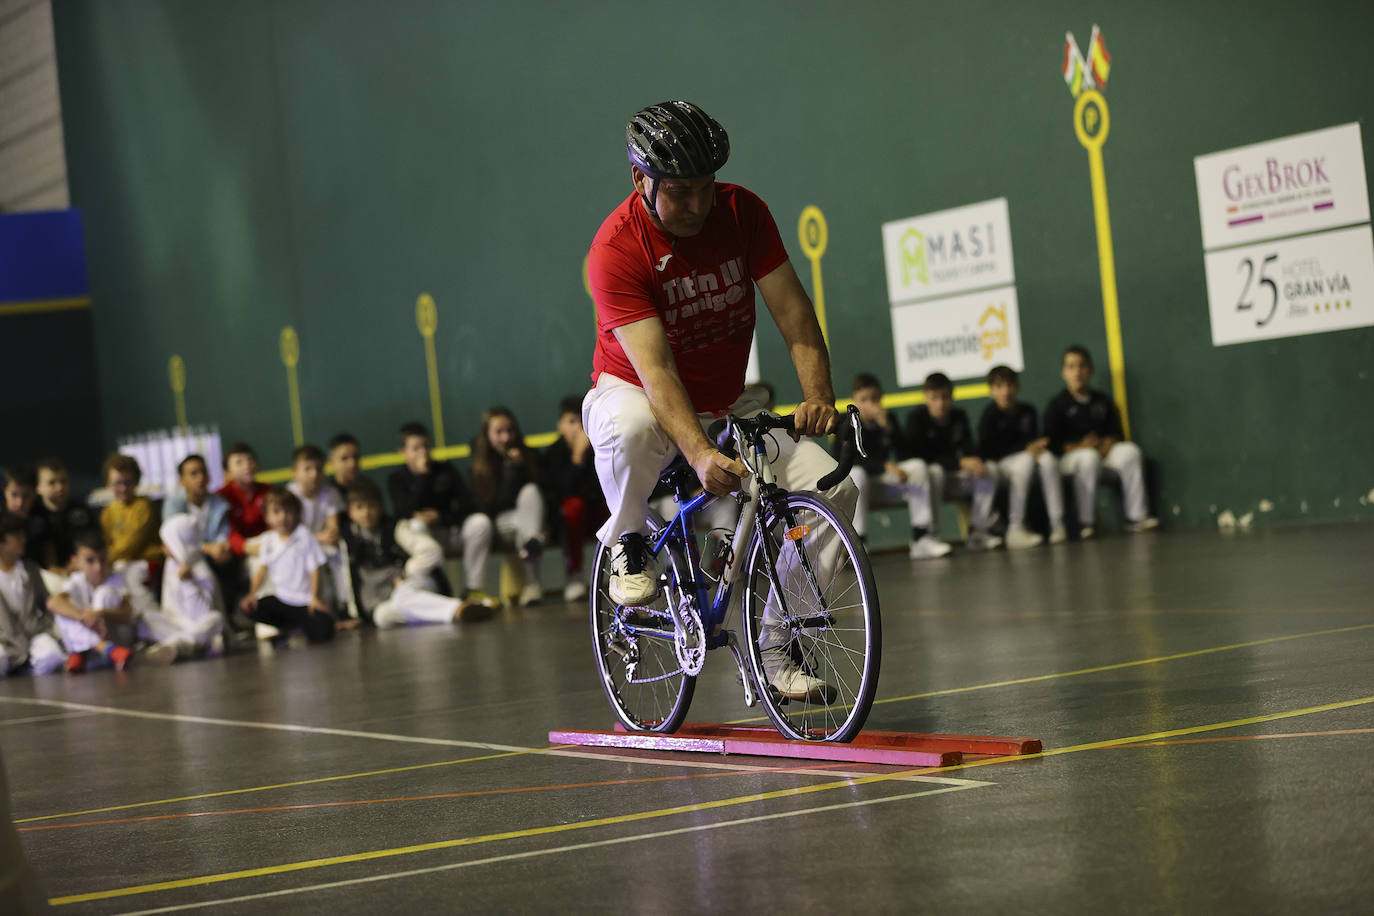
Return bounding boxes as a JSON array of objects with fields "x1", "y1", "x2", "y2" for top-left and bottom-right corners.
[
  {"x1": 881, "y1": 198, "x2": 1024, "y2": 385},
  {"x1": 881, "y1": 198, "x2": 1015, "y2": 303}
]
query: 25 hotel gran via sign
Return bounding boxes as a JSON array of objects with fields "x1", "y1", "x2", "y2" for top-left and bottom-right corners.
[
  {"x1": 1194, "y1": 122, "x2": 1374, "y2": 346},
  {"x1": 880, "y1": 198, "x2": 1024, "y2": 387}
]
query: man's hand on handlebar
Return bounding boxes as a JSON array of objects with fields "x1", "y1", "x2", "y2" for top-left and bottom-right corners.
[
  {"x1": 790, "y1": 398, "x2": 838, "y2": 441},
  {"x1": 688, "y1": 445, "x2": 751, "y2": 496}
]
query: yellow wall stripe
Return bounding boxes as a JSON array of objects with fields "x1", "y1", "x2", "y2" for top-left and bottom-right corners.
[{"x1": 0, "y1": 295, "x2": 91, "y2": 317}]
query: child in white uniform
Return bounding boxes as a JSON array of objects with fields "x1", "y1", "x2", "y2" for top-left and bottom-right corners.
[{"x1": 47, "y1": 531, "x2": 192, "y2": 670}]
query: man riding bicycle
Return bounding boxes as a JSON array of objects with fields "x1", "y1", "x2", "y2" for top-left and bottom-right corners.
[{"x1": 582, "y1": 100, "x2": 858, "y2": 701}]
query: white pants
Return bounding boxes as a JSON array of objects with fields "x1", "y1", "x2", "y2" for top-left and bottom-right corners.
[
  {"x1": 848, "y1": 458, "x2": 933, "y2": 536},
  {"x1": 991, "y1": 450, "x2": 1064, "y2": 528},
  {"x1": 583, "y1": 373, "x2": 857, "y2": 545},
  {"x1": 457, "y1": 482, "x2": 545, "y2": 593},
  {"x1": 158, "y1": 515, "x2": 227, "y2": 649},
  {"x1": 1059, "y1": 442, "x2": 1149, "y2": 524},
  {"x1": 1, "y1": 633, "x2": 65, "y2": 676},
  {"x1": 928, "y1": 463, "x2": 999, "y2": 533},
  {"x1": 372, "y1": 577, "x2": 464, "y2": 628}
]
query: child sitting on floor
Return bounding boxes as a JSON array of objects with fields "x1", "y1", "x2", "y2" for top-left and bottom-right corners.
[
  {"x1": 47, "y1": 530, "x2": 187, "y2": 671},
  {"x1": 338, "y1": 480, "x2": 496, "y2": 628},
  {"x1": 0, "y1": 514, "x2": 64, "y2": 676},
  {"x1": 240, "y1": 489, "x2": 335, "y2": 645}
]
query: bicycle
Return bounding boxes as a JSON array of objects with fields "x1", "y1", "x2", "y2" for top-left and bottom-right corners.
[{"x1": 589, "y1": 405, "x2": 880, "y2": 742}]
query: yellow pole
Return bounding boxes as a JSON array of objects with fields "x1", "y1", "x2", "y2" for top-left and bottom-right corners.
[
  {"x1": 279, "y1": 327, "x2": 304, "y2": 447},
  {"x1": 1073, "y1": 89, "x2": 1131, "y2": 439},
  {"x1": 416, "y1": 294, "x2": 445, "y2": 448},
  {"x1": 797, "y1": 206, "x2": 830, "y2": 346},
  {"x1": 168, "y1": 355, "x2": 188, "y2": 431}
]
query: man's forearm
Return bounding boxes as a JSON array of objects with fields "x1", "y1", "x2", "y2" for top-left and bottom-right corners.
[
  {"x1": 787, "y1": 331, "x2": 835, "y2": 404},
  {"x1": 639, "y1": 363, "x2": 714, "y2": 461}
]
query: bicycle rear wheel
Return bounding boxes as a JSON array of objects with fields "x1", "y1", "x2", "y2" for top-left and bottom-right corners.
[
  {"x1": 741, "y1": 491, "x2": 880, "y2": 742},
  {"x1": 588, "y1": 540, "x2": 695, "y2": 733}
]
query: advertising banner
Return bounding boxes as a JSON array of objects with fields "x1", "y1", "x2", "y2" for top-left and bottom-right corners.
[
  {"x1": 890, "y1": 286, "x2": 1023, "y2": 387},
  {"x1": 881, "y1": 198, "x2": 1015, "y2": 304},
  {"x1": 1194, "y1": 123, "x2": 1370, "y2": 251},
  {"x1": 1203, "y1": 224, "x2": 1374, "y2": 346}
]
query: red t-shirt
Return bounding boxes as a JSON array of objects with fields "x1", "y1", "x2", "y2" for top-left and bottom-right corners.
[
  {"x1": 588, "y1": 183, "x2": 789, "y2": 413},
  {"x1": 217, "y1": 480, "x2": 270, "y2": 556}
]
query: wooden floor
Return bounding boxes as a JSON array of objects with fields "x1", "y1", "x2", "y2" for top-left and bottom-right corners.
[{"x1": 3, "y1": 521, "x2": 1373, "y2": 914}]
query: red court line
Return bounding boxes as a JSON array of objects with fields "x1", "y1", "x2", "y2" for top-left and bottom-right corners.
[
  {"x1": 17, "y1": 762, "x2": 862, "y2": 834},
  {"x1": 1103, "y1": 728, "x2": 1374, "y2": 749}
]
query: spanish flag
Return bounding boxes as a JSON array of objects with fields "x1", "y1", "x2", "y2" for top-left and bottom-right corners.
[
  {"x1": 1088, "y1": 26, "x2": 1111, "y2": 88},
  {"x1": 1062, "y1": 32, "x2": 1087, "y2": 97}
]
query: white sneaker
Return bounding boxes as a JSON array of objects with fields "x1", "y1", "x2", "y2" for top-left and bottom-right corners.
[
  {"x1": 1079, "y1": 526, "x2": 1095, "y2": 540},
  {"x1": 143, "y1": 642, "x2": 178, "y2": 666},
  {"x1": 206, "y1": 634, "x2": 225, "y2": 658},
  {"x1": 1049, "y1": 524, "x2": 1068, "y2": 544},
  {"x1": 908, "y1": 536, "x2": 952, "y2": 560},
  {"x1": 761, "y1": 647, "x2": 837, "y2": 703},
  {"x1": 1126, "y1": 517, "x2": 1160, "y2": 533},
  {"x1": 609, "y1": 536, "x2": 657, "y2": 606},
  {"x1": 966, "y1": 530, "x2": 1003, "y2": 551},
  {"x1": 562, "y1": 578, "x2": 588, "y2": 602},
  {"x1": 1005, "y1": 526, "x2": 1043, "y2": 550},
  {"x1": 519, "y1": 582, "x2": 543, "y2": 607}
]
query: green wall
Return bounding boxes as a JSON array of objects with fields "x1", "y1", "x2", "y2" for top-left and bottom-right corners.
[{"x1": 50, "y1": 0, "x2": 1374, "y2": 524}]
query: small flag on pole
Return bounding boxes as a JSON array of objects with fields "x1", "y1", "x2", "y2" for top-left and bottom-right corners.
[
  {"x1": 1088, "y1": 25, "x2": 1111, "y2": 87},
  {"x1": 1063, "y1": 32, "x2": 1091, "y2": 97}
]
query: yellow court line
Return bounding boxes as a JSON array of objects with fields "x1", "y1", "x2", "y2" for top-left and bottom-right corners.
[
  {"x1": 16, "y1": 749, "x2": 546, "y2": 825},
  {"x1": 0, "y1": 296, "x2": 91, "y2": 317},
  {"x1": 49, "y1": 693, "x2": 1374, "y2": 906},
  {"x1": 728, "y1": 622, "x2": 1374, "y2": 725}
]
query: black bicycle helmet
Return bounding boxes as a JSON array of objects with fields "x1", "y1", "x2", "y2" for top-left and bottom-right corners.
[
  {"x1": 626, "y1": 101, "x2": 729, "y2": 227},
  {"x1": 626, "y1": 100, "x2": 730, "y2": 180}
]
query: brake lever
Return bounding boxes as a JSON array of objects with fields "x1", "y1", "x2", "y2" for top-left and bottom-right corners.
[{"x1": 847, "y1": 404, "x2": 868, "y2": 459}]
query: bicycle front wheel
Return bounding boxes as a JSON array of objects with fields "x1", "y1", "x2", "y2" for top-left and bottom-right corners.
[
  {"x1": 741, "y1": 491, "x2": 881, "y2": 742},
  {"x1": 588, "y1": 540, "x2": 695, "y2": 733}
]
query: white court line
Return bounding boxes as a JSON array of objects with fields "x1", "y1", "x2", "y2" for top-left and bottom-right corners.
[
  {"x1": 0, "y1": 710, "x2": 99, "y2": 727},
  {"x1": 0, "y1": 697, "x2": 530, "y2": 753},
  {"x1": 0, "y1": 696, "x2": 987, "y2": 787},
  {"x1": 111, "y1": 782, "x2": 986, "y2": 915}
]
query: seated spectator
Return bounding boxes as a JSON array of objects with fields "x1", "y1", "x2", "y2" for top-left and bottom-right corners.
[
  {"x1": 470, "y1": 407, "x2": 546, "y2": 607},
  {"x1": 327, "y1": 433, "x2": 363, "y2": 494},
  {"x1": 387, "y1": 422, "x2": 483, "y2": 596},
  {"x1": 0, "y1": 514, "x2": 64, "y2": 676},
  {"x1": 159, "y1": 455, "x2": 230, "y2": 655},
  {"x1": 904, "y1": 372, "x2": 1001, "y2": 552},
  {"x1": 287, "y1": 444, "x2": 343, "y2": 541},
  {"x1": 239, "y1": 489, "x2": 335, "y2": 645},
  {"x1": 47, "y1": 530, "x2": 188, "y2": 671},
  {"x1": 1045, "y1": 346, "x2": 1159, "y2": 538},
  {"x1": 338, "y1": 480, "x2": 497, "y2": 628},
  {"x1": 100, "y1": 454, "x2": 162, "y2": 565},
  {"x1": 215, "y1": 442, "x2": 270, "y2": 618},
  {"x1": 542, "y1": 396, "x2": 607, "y2": 601},
  {"x1": 3, "y1": 467, "x2": 44, "y2": 571},
  {"x1": 978, "y1": 366, "x2": 1066, "y2": 549},
  {"x1": 2, "y1": 466, "x2": 35, "y2": 519},
  {"x1": 28, "y1": 458, "x2": 98, "y2": 582},
  {"x1": 839, "y1": 373, "x2": 945, "y2": 558}
]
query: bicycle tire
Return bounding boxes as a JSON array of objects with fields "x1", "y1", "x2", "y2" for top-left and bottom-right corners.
[
  {"x1": 588, "y1": 540, "x2": 695, "y2": 733},
  {"x1": 740, "y1": 491, "x2": 881, "y2": 742}
]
